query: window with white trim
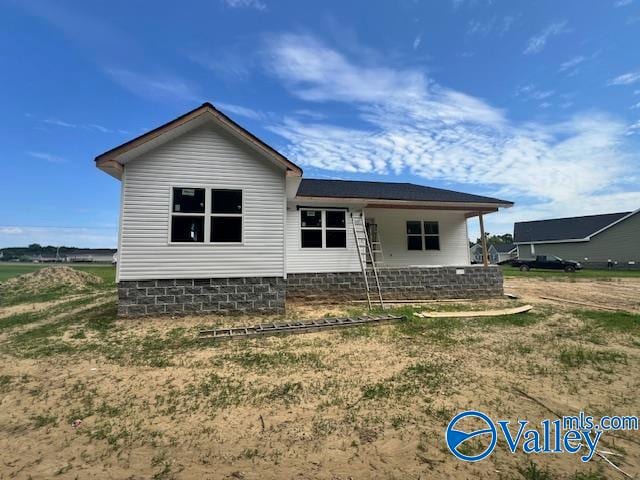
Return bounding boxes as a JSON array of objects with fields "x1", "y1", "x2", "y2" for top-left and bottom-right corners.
[
  {"x1": 406, "y1": 220, "x2": 440, "y2": 251},
  {"x1": 211, "y1": 189, "x2": 242, "y2": 243},
  {"x1": 171, "y1": 187, "x2": 205, "y2": 242},
  {"x1": 170, "y1": 187, "x2": 242, "y2": 243},
  {"x1": 300, "y1": 209, "x2": 347, "y2": 248}
]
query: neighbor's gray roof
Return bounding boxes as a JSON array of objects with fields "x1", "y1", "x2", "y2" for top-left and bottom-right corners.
[
  {"x1": 514, "y1": 212, "x2": 631, "y2": 243},
  {"x1": 493, "y1": 243, "x2": 516, "y2": 253},
  {"x1": 297, "y1": 179, "x2": 513, "y2": 205}
]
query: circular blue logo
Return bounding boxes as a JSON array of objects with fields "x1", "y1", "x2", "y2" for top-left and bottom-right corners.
[{"x1": 446, "y1": 410, "x2": 497, "y2": 462}]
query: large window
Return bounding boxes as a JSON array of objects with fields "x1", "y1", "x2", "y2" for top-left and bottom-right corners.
[
  {"x1": 406, "y1": 221, "x2": 440, "y2": 251},
  {"x1": 170, "y1": 187, "x2": 242, "y2": 243},
  {"x1": 301, "y1": 209, "x2": 347, "y2": 248}
]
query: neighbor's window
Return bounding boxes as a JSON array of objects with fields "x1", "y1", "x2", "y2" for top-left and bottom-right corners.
[
  {"x1": 301, "y1": 209, "x2": 322, "y2": 248},
  {"x1": 325, "y1": 210, "x2": 346, "y2": 248},
  {"x1": 171, "y1": 188, "x2": 205, "y2": 242},
  {"x1": 406, "y1": 221, "x2": 440, "y2": 251},
  {"x1": 211, "y1": 189, "x2": 242, "y2": 243}
]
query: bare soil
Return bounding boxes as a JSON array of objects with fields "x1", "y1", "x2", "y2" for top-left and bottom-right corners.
[{"x1": 0, "y1": 276, "x2": 638, "y2": 479}]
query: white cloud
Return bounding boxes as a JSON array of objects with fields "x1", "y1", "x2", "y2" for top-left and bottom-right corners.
[
  {"x1": 28, "y1": 151, "x2": 67, "y2": 163},
  {"x1": 44, "y1": 118, "x2": 77, "y2": 128},
  {"x1": 0, "y1": 226, "x2": 116, "y2": 248},
  {"x1": 105, "y1": 68, "x2": 200, "y2": 102},
  {"x1": 221, "y1": 0, "x2": 266, "y2": 10},
  {"x1": 608, "y1": 71, "x2": 640, "y2": 86},
  {"x1": 615, "y1": 0, "x2": 633, "y2": 6},
  {"x1": 262, "y1": 33, "x2": 640, "y2": 229},
  {"x1": 216, "y1": 102, "x2": 265, "y2": 120},
  {"x1": 631, "y1": 102, "x2": 640, "y2": 110},
  {"x1": 412, "y1": 34, "x2": 422, "y2": 50},
  {"x1": 467, "y1": 15, "x2": 518, "y2": 36},
  {"x1": 559, "y1": 55, "x2": 586, "y2": 74},
  {"x1": 524, "y1": 21, "x2": 569, "y2": 55}
]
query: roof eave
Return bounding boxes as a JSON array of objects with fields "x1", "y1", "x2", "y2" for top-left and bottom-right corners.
[{"x1": 295, "y1": 195, "x2": 513, "y2": 210}]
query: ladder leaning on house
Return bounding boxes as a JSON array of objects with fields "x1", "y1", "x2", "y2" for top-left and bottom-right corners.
[{"x1": 351, "y1": 212, "x2": 385, "y2": 310}]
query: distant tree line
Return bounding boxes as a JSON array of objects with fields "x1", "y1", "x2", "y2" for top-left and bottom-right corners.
[
  {"x1": 1, "y1": 244, "x2": 78, "y2": 261},
  {"x1": 469, "y1": 233, "x2": 513, "y2": 248}
]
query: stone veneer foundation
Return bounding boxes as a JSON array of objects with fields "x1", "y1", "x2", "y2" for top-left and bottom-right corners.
[{"x1": 117, "y1": 266, "x2": 503, "y2": 317}]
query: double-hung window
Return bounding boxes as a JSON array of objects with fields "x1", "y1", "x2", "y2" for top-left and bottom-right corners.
[
  {"x1": 170, "y1": 187, "x2": 242, "y2": 243},
  {"x1": 406, "y1": 221, "x2": 440, "y2": 251},
  {"x1": 211, "y1": 189, "x2": 242, "y2": 243},
  {"x1": 171, "y1": 188, "x2": 206, "y2": 242},
  {"x1": 300, "y1": 209, "x2": 347, "y2": 248}
]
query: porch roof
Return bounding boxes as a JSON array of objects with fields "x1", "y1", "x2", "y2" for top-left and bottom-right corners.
[{"x1": 296, "y1": 179, "x2": 513, "y2": 208}]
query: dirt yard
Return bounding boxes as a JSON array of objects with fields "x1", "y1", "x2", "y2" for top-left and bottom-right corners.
[{"x1": 0, "y1": 267, "x2": 638, "y2": 479}]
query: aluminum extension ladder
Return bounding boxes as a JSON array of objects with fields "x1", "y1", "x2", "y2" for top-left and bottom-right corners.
[{"x1": 351, "y1": 212, "x2": 384, "y2": 309}]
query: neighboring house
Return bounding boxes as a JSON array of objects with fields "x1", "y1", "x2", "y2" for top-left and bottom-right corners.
[
  {"x1": 469, "y1": 243, "x2": 499, "y2": 264},
  {"x1": 96, "y1": 103, "x2": 513, "y2": 317},
  {"x1": 514, "y1": 210, "x2": 640, "y2": 269},
  {"x1": 493, "y1": 243, "x2": 517, "y2": 264}
]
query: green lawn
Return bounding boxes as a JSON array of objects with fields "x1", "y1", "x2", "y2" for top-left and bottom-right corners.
[
  {"x1": 0, "y1": 263, "x2": 116, "y2": 285},
  {"x1": 501, "y1": 265, "x2": 640, "y2": 279}
]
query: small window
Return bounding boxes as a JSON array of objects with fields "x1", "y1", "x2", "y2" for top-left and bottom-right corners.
[
  {"x1": 173, "y1": 187, "x2": 205, "y2": 213},
  {"x1": 171, "y1": 216, "x2": 204, "y2": 242},
  {"x1": 301, "y1": 210, "x2": 322, "y2": 228},
  {"x1": 407, "y1": 221, "x2": 423, "y2": 250},
  {"x1": 212, "y1": 189, "x2": 242, "y2": 214},
  {"x1": 171, "y1": 188, "x2": 206, "y2": 242},
  {"x1": 406, "y1": 221, "x2": 440, "y2": 251},
  {"x1": 301, "y1": 209, "x2": 323, "y2": 248},
  {"x1": 326, "y1": 210, "x2": 346, "y2": 248},
  {"x1": 211, "y1": 216, "x2": 242, "y2": 243},
  {"x1": 301, "y1": 229, "x2": 322, "y2": 248}
]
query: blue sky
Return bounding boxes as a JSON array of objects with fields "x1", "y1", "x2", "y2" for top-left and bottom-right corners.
[{"x1": 2, "y1": 0, "x2": 640, "y2": 247}]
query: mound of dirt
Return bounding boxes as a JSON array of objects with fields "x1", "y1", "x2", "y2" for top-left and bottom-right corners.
[{"x1": 1, "y1": 266, "x2": 103, "y2": 294}]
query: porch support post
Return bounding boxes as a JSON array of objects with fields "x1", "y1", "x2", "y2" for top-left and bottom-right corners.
[{"x1": 479, "y1": 212, "x2": 488, "y2": 267}]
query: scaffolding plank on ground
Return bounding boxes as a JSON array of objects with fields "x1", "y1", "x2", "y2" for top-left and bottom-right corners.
[{"x1": 198, "y1": 314, "x2": 405, "y2": 341}]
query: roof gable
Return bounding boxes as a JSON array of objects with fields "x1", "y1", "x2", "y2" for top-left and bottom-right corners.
[
  {"x1": 514, "y1": 211, "x2": 635, "y2": 243},
  {"x1": 95, "y1": 103, "x2": 302, "y2": 179},
  {"x1": 296, "y1": 179, "x2": 512, "y2": 206}
]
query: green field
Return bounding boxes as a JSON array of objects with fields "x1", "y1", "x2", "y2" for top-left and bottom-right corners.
[
  {"x1": 0, "y1": 263, "x2": 116, "y2": 285},
  {"x1": 501, "y1": 265, "x2": 640, "y2": 279}
]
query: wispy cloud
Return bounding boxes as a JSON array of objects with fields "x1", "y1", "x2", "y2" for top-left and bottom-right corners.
[
  {"x1": 28, "y1": 114, "x2": 122, "y2": 134},
  {"x1": 105, "y1": 68, "x2": 200, "y2": 102},
  {"x1": 262, "y1": 33, "x2": 640, "y2": 225},
  {"x1": 559, "y1": 55, "x2": 586, "y2": 74},
  {"x1": 524, "y1": 21, "x2": 570, "y2": 55},
  {"x1": 221, "y1": 0, "x2": 266, "y2": 10},
  {"x1": 216, "y1": 102, "x2": 265, "y2": 120},
  {"x1": 467, "y1": 15, "x2": 518, "y2": 36},
  {"x1": 28, "y1": 151, "x2": 67, "y2": 164},
  {"x1": 412, "y1": 34, "x2": 422, "y2": 50},
  {"x1": 615, "y1": 0, "x2": 633, "y2": 6},
  {"x1": 514, "y1": 84, "x2": 555, "y2": 103},
  {"x1": 608, "y1": 71, "x2": 640, "y2": 86}
]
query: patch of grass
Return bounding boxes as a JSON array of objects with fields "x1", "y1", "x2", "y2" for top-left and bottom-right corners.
[
  {"x1": 479, "y1": 311, "x2": 541, "y2": 327},
  {"x1": 31, "y1": 413, "x2": 58, "y2": 428},
  {"x1": 219, "y1": 351, "x2": 324, "y2": 371},
  {"x1": 360, "y1": 360, "x2": 450, "y2": 403},
  {"x1": 267, "y1": 381, "x2": 303, "y2": 405},
  {"x1": 0, "y1": 375, "x2": 13, "y2": 393},
  {"x1": 516, "y1": 461, "x2": 552, "y2": 480},
  {"x1": 558, "y1": 346, "x2": 627, "y2": 371},
  {"x1": 573, "y1": 309, "x2": 640, "y2": 334},
  {"x1": 501, "y1": 266, "x2": 640, "y2": 279}
]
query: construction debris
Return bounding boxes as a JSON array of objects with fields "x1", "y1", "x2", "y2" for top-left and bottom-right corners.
[
  {"x1": 199, "y1": 314, "x2": 405, "y2": 341},
  {"x1": 415, "y1": 304, "x2": 533, "y2": 319}
]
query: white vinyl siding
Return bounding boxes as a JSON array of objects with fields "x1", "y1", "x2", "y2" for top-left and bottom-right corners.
[
  {"x1": 118, "y1": 124, "x2": 286, "y2": 281},
  {"x1": 286, "y1": 208, "x2": 361, "y2": 274},
  {"x1": 365, "y1": 208, "x2": 470, "y2": 266}
]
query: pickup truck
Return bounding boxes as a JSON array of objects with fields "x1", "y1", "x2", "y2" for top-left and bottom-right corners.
[{"x1": 510, "y1": 255, "x2": 583, "y2": 272}]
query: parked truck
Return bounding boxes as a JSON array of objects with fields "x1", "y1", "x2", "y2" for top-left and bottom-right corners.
[{"x1": 510, "y1": 255, "x2": 583, "y2": 272}]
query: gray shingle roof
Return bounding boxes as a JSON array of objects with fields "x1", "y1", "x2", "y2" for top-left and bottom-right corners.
[
  {"x1": 493, "y1": 243, "x2": 516, "y2": 253},
  {"x1": 296, "y1": 179, "x2": 512, "y2": 205},
  {"x1": 514, "y1": 212, "x2": 631, "y2": 243}
]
